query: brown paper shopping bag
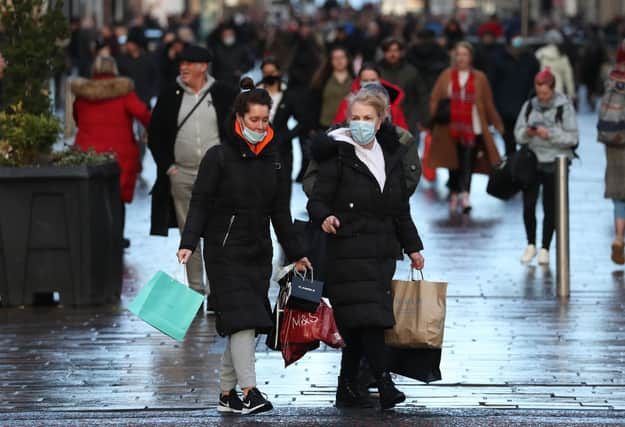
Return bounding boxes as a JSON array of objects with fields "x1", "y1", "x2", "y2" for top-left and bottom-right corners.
[{"x1": 385, "y1": 269, "x2": 447, "y2": 349}]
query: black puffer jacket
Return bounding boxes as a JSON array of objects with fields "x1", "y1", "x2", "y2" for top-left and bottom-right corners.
[
  {"x1": 307, "y1": 129, "x2": 423, "y2": 330},
  {"x1": 180, "y1": 120, "x2": 306, "y2": 336}
]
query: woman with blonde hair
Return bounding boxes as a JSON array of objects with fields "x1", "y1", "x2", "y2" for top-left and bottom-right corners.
[
  {"x1": 308, "y1": 87, "x2": 425, "y2": 410},
  {"x1": 428, "y1": 41, "x2": 504, "y2": 213}
]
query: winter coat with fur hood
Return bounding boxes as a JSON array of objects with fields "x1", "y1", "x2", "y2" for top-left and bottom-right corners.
[{"x1": 72, "y1": 75, "x2": 151, "y2": 203}]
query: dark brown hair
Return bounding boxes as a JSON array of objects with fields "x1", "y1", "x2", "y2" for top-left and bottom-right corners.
[
  {"x1": 311, "y1": 46, "x2": 354, "y2": 90},
  {"x1": 233, "y1": 77, "x2": 272, "y2": 116}
]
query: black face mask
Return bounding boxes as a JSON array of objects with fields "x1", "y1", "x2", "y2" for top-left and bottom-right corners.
[{"x1": 262, "y1": 75, "x2": 282, "y2": 85}]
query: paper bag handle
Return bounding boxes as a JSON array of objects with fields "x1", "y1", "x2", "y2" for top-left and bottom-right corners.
[
  {"x1": 180, "y1": 263, "x2": 190, "y2": 288},
  {"x1": 410, "y1": 268, "x2": 424, "y2": 281},
  {"x1": 294, "y1": 267, "x2": 314, "y2": 282}
]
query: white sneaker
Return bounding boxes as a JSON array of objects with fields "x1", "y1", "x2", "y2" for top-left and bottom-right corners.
[
  {"x1": 520, "y1": 244, "x2": 536, "y2": 263},
  {"x1": 538, "y1": 248, "x2": 549, "y2": 265}
]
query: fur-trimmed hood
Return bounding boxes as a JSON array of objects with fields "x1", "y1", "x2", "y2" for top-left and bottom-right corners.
[
  {"x1": 71, "y1": 76, "x2": 134, "y2": 101},
  {"x1": 310, "y1": 121, "x2": 402, "y2": 163}
]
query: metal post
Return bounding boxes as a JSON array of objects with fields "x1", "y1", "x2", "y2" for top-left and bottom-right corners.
[{"x1": 556, "y1": 155, "x2": 570, "y2": 299}]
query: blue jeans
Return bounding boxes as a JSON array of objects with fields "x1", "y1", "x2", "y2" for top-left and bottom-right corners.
[{"x1": 614, "y1": 200, "x2": 625, "y2": 221}]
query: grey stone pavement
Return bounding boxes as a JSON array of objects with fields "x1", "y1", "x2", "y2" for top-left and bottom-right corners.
[{"x1": 2, "y1": 110, "x2": 625, "y2": 426}]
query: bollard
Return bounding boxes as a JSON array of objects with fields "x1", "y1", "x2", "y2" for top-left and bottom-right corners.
[{"x1": 556, "y1": 155, "x2": 570, "y2": 298}]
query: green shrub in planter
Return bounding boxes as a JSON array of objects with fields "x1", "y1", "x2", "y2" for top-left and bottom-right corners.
[{"x1": 0, "y1": 103, "x2": 61, "y2": 166}]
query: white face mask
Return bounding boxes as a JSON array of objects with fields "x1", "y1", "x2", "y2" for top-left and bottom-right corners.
[
  {"x1": 223, "y1": 36, "x2": 236, "y2": 46},
  {"x1": 240, "y1": 120, "x2": 266, "y2": 145}
]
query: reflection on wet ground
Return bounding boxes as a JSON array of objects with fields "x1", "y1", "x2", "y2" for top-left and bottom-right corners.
[{"x1": 2, "y1": 112, "x2": 625, "y2": 424}]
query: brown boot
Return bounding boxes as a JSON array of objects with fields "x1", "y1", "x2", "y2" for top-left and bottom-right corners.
[{"x1": 611, "y1": 241, "x2": 625, "y2": 265}]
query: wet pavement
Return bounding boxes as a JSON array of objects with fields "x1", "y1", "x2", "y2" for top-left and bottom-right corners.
[{"x1": 2, "y1": 111, "x2": 625, "y2": 425}]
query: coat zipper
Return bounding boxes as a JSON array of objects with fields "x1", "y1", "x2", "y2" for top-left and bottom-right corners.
[{"x1": 222, "y1": 215, "x2": 236, "y2": 247}]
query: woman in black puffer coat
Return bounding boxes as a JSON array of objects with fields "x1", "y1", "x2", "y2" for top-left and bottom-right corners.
[
  {"x1": 177, "y1": 78, "x2": 310, "y2": 415},
  {"x1": 307, "y1": 87, "x2": 425, "y2": 410}
]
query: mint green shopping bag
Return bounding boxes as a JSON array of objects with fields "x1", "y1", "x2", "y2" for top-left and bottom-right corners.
[{"x1": 129, "y1": 270, "x2": 204, "y2": 342}]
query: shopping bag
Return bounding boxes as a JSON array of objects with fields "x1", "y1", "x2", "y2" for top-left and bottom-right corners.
[
  {"x1": 286, "y1": 269, "x2": 324, "y2": 313},
  {"x1": 386, "y1": 346, "x2": 442, "y2": 383},
  {"x1": 266, "y1": 276, "x2": 290, "y2": 351},
  {"x1": 487, "y1": 158, "x2": 520, "y2": 200},
  {"x1": 281, "y1": 299, "x2": 344, "y2": 348},
  {"x1": 422, "y1": 131, "x2": 436, "y2": 182},
  {"x1": 384, "y1": 269, "x2": 447, "y2": 349},
  {"x1": 129, "y1": 270, "x2": 204, "y2": 342},
  {"x1": 509, "y1": 145, "x2": 537, "y2": 189}
]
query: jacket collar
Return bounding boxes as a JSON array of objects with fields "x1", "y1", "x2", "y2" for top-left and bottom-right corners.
[{"x1": 70, "y1": 76, "x2": 134, "y2": 100}]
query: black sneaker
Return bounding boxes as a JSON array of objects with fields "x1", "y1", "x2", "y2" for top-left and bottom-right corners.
[
  {"x1": 241, "y1": 388, "x2": 273, "y2": 415},
  {"x1": 218, "y1": 390, "x2": 243, "y2": 414}
]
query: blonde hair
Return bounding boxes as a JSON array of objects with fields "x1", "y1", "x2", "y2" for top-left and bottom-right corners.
[
  {"x1": 454, "y1": 41, "x2": 474, "y2": 58},
  {"x1": 347, "y1": 87, "x2": 388, "y2": 120},
  {"x1": 91, "y1": 55, "x2": 119, "y2": 77}
]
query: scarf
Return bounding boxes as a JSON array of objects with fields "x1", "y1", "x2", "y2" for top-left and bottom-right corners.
[{"x1": 449, "y1": 68, "x2": 476, "y2": 146}]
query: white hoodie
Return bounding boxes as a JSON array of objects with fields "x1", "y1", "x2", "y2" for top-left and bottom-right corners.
[{"x1": 328, "y1": 127, "x2": 386, "y2": 191}]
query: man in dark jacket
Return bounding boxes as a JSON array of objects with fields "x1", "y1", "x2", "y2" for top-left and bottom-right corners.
[
  {"x1": 377, "y1": 37, "x2": 428, "y2": 135},
  {"x1": 148, "y1": 45, "x2": 237, "y2": 306},
  {"x1": 492, "y1": 36, "x2": 540, "y2": 155},
  {"x1": 117, "y1": 27, "x2": 159, "y2": 108},
  {"x1": 406, "y1": 29, "x2": 450, "y2": 101},
  {"x1": 206, "y1": 24, "x2": 255, "y2": 86}
]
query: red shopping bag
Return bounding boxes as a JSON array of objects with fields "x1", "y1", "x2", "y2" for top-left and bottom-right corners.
[
  {"x1": 422, "y1": 131, "x2": 436, "y2": 182},
  {"x1": 279, "y1": 300, "x2": 345, "y2": 367}
]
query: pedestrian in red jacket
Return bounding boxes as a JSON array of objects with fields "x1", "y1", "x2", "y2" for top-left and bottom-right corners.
[
  {"x1": 71, "y1": 55, "x2": 151, "y2": 246},
  {"x1": 333, "y1": 62, "x2": 408, "y2": 131}
]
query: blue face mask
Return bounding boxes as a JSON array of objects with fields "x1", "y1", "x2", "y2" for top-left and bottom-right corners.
[
  {"x1": 349, "y1": 120, "x2": 376, "y2": 145},
  {"x1": 241, "y1": 121, "x2": 267, "y2": 145},
  {"x1": 361, "y1": 80, "x2": 380, "y2": 88},
  {"x1": 511, "y1": 37, "x2": 523, "y2": 49}
]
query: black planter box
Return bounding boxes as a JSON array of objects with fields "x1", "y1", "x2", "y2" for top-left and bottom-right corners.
[{"x1": 0, "y1": 161, "x2": 123, "y2": 306}]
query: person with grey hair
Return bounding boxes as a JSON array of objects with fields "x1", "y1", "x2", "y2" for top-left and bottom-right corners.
[{"x1": 71, "y1": 55, "x2": 151, "y2": 247}]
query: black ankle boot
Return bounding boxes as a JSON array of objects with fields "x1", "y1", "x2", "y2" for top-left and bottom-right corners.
[
  {"x1": 335, "y1": 376, "x2": 372, "y2": 408},
  {"x1": 377, "y1": 372, "x2": 405, "y2": 410}
]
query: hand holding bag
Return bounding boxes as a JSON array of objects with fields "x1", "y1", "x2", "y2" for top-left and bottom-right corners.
[
  {"x1": 385, "y1": 269, "x2": 447, "y2": 349},
  {"x1": 286, "y1": 269, "x2": 324, "y2": 313},
  {"x1": 487, "y1": 157, "x2": 520, "y2": 200},
  {"x1": 129, "y1": 269, "x2": 204, "y2": 342}
]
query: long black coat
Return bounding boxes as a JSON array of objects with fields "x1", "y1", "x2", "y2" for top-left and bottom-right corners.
[
  {"x1": 179, "y1": 121, "x2": 306, "y2": 336},
  {"x1": 147, "y1": 80, "x2": 237, "y2": 236},
  {"x1": 307, "y1": 130, "x2": 423, "y2": 330}
]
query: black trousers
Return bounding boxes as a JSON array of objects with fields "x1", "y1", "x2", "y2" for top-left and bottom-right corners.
[
  {"x1": 448, "y1": 138, "x2": 479, "y2": 193},
  {"x1": 502, "y1": 118, "x2": 518, "y2": 156},
  {"x1": 522, "y1": 169, "x2": 556, "y2": 249},
  {"x1": 339, "y1": 327, "x2": 386, "y2": 381}
]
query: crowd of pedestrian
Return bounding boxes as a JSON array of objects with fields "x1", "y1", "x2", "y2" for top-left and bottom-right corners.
[{"x1": 55, "y1": 3, "x2": 625, "y2": 416}]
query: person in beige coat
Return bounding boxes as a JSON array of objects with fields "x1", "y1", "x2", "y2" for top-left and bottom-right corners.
[
  {"x1": 535, "y1": 30, "x2": 576, "y2": 102},
  {"x1": 428, "y1": 41, "x2": 504, "y2": 213}
]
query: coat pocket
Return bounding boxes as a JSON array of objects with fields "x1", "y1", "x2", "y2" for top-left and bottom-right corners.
[{"x1": 222, "y1": 215, "x2": 236, "y2": 247}]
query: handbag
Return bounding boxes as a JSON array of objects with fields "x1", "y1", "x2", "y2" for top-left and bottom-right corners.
[
  {"x1": 286, "y1": 269, "x2": 324, "y2": 313},
  {"x1": 386, "y1": 346, "x2": 442, "y2": 383},
  {"x1": 509, "y1": 145, "x2": 537, "y2": 189},
  {"x1": 128, "y1": 270, "x2": 204, "y2": 342},
  {"x1": 293, "y1": 219, "x2": 328, "y2": 282},
  {"x1": 487, "y1": 158, "x2": 520, "y2": 200},
  {"x1": 385, "y1": 269, "x2": 447, "y2": 349},
  {"x1": 431, "y1": 98, "x2": 450, "y2": 126}
]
